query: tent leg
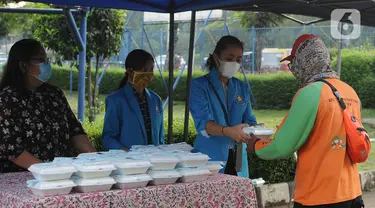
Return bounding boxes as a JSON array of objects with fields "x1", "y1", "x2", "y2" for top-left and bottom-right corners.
[
  {"x1": 78, "y1": 11, "x2": 87, "y2": 122},
  {"x1": 251, "y1": 25, "x2": 255, "y2": 74},
  {"x1": 183, "y1": 11, "x2": 196, "y2": 142},
  {"x1": 163, "y1": 10, "x2": 213, "y2": 110},
  {"x1": 167, "y1": 13, "x2": 175, "y2": 144}
]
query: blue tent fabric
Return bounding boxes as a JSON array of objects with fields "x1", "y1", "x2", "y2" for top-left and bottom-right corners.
[{"x1": 31, "y1": 0, "x2": 375, "y2": 26}]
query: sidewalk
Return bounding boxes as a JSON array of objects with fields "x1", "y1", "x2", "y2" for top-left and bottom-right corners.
[
  {"x1": 273, "y1": 191, "x2": 375, "y2": 207},
  {"x1": 363, "y1": 191, "x2": 375, "y2": 207}
]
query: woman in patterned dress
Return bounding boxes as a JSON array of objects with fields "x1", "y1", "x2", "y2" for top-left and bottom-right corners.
[{"x1": 0, "y1": 39, "x2": 96, "y2": 173}]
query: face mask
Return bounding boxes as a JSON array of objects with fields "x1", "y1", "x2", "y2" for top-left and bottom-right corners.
[
  {"x1": 129, "y1": 71, "x2": 154, "y2": 88},
  {"x1": 217, "y1": 58, "x2": 241, "y2": 78},
  {"x1": 29, "y1": 63, "x2": 52, "y2": 82}
]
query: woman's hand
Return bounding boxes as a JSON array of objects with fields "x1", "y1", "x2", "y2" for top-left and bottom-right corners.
[{"x1": 223, "y1": 124, "x2": 251, "y2": 143}]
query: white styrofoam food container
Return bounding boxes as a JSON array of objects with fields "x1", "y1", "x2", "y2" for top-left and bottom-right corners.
[
  {"x1": 113, "y1": 174, "x2": 152, "y2": 189},
  {"x1": 176, "y1": 153, "x2": 210, "y2": 168},
  {"x1": 28, "y1": 163, "x2": 77, "y2": 181},
  {"x1": 148, "y1": 170, "x2": 181, "y2": 185},
  {"x1": 251, "y1": 178, "x2": 265, "y2": 187},
  {"x1": 27, "y1": 179, "x2": 76, "y2": 196},
  {"x1": 159, "y1": 143, "x2": 194, "y2": 152},
  {"x1": 110, "y1": 158, "x2": 152, "y2": 175},
  {"x1": 206, "y1": 161, "x2": 224, "y2": 174},
  {"x1": 177, "y1": 167, "x2": 211, "y2": 183},
  {"x1": 243, "y1": 127, "x2": 274, "y2": 140},
  {"x1": 72, "y1": 176, "x2": 116, "y2": 193},
  {"x1": 148, "y1": 155, "x2": 180, "y2": 170},
  {"x1": 73, "y1": 159, "x2": 116, "y2": 178}
]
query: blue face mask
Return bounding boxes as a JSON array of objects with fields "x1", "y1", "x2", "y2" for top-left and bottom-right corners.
[{"x1": 35, "y1": 63, "x2": 52, "y2": 82}]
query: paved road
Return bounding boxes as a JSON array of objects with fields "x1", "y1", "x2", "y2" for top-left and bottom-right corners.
[{"x1": 273, "y1": 191, "x2": 375, "y2": 207}]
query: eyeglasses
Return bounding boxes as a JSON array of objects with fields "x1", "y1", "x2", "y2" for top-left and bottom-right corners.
[
  {"x1": 288, "y1": 61, "x2": 293, "y2": 69},
  {"x1": 30, "y1": 58, "x2": 51, "y2": 64},
  {"x1": 287, "y1": 57, "x2": 295, "y2": 69}
]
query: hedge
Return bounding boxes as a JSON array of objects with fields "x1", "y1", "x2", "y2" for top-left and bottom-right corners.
[
  {"x1": 49, "y1": 49, "x2": 375, "y2": 109},
  {"x1": 331, "y1": 49, "x2": 375, "y2": 108},
  {"x1": 50, "y1": 66, "x2": 299, "y2": 109},
  {"x1": 83, "y1": 117, "x2": 296, "y2": 184}
]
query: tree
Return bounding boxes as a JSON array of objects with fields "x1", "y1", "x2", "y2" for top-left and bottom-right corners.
[
  {"x1": 86, "y1": 8, "x2": 125, "y2": 122},
  {"x1": 34, "y1": 8, "x2": 125, "y2": 122},
  {"x1": 241, "y1": 12, "x2": 285, "y2": 72}
]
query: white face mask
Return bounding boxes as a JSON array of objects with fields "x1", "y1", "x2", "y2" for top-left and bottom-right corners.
[{"x1": 217, "y1": 59, "x2": 241, "y2": 78}]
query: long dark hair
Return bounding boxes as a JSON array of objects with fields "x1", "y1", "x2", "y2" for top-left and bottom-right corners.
[
  {"x1": 0, "y1": 39, "x2": 43, "y2": 93},
  {"x1": 118, "y1": 49, "x2": 154, "y2": 90},
  {"x1": 206, "y1": 35, "x2": 244, "y2": 70}
]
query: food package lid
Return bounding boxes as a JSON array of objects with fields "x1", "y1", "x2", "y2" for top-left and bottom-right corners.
[
  {"x1": 206, "y1": 162, "x2": 224, "y2": 170},
  {"x1": 148, "y1": 155, "x2": 180, "y2": 163},
  {"x1": 27, "y1": 179, "x2": 76, "y2": 190},
  {"x1": 177, "y1": 167, "x2": 210, "y2": 176},
  {"x1": 72, "y1": 159, "x2": 116, "y2": 172},
  {"x1": 53, "y1": 157, "x2": 75, "y2": 163},
  {"x1": 107, "y1": 158, "x2": 152, "y2": 169},
  {"x1": 108, "y1": 149, "x2": 127, "y2": 153},
  {"x1": 176, "y1": 153, "x2": 210, "y2": 161},
  {"x1": 242, "y1": 127, "x2": 274, "y2": 136},
  {"x1": 71, "y1": 176, "x2": 116, "y2": 186},
  {"x1": 28, "y1": 163, "x2": 77, "y2": 175},
  {"x1": 148, "y1": 170, "x2": 181, "y2": 179},
  {"x1": 112, "y1": 174, "x2": 152, "y2": 183},
  {"x1": 251, "y1": 178, "x2": 265, "y2": 187},
  {"x1": 131, "y1": 145, "x2": 156, "y2": 150},
  {"x1": 77, "y1": 152, "x2": 110, "y2": 158}
]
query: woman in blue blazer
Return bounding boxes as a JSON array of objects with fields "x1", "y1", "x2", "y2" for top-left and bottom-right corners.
[
  {"x1": 189, "y1": 36, "x2": 259, "y2": 178},
  {"x1": 102, "y1": 49, "x2": 164, "y2": 150}
]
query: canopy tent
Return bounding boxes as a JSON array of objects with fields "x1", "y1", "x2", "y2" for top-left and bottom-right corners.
[
  {"x1": 26, "y1": 0, "x2": 375, "y2": 27},
  {"x1": 6, "y1": 0, "x2": 374, "y2": 143}
]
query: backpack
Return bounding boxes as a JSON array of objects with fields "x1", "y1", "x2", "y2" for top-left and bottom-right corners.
[{"x1": 319, "y1": 79, "x2": 371, "y2": 163}]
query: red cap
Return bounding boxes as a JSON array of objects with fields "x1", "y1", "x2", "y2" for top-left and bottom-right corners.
[{"x1": 280, "y1": 34, "x2": 319, "y2": 62}]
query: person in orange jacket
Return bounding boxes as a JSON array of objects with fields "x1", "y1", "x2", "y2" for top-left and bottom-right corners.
[{"x1": 247, "y1": 34, "x2": 366, "y2": 208}]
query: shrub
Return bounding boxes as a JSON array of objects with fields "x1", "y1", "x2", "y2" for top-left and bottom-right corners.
[
  {"x1": 50, "y1": 60, "x2": 374, "y2": 109},
  {"x1": 332, "y1": 49, "x2": 375, "y2": 108},
  {"x1": 49, "y1": 66, "x2": 298, "y2": 109},
  {"x1": 248, "y1": 154, "x2": 296, "y2": 184}
]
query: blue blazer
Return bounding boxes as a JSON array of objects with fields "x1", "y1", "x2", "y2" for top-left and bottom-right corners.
[
  {"x1": 102, "y1": 83, "x2": 164, "y2": 149},
  {"x1": 189, "y1": 69, "x2": 257, "y2": 178}
]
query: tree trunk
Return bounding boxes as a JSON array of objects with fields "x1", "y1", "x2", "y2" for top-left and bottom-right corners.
[
  {"x1": 255, "y1": 36, "x2": 264, "y2": 73},
  {"x1": 86, "y1": 61, "x2": 94, "y2": 123},
  {"x1": 92, "y1": 55, "x2": 101, "y2": 122}
]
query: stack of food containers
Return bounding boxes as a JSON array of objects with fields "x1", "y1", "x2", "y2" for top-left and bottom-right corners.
[
  {"x1": 27, "y1": 143, "x2": 224, "y2": 196},
  {"x1": 146, "y1": 152, "x2": 181, "y2": 185},
  {"x1": 27, "y1": 163, "x2": 77, "y2": 196},
  {"x1": 105, "y1": 153, "x2": 154, "y2": 190},
  {"x1": 69, "y1": 157, "x2": 117, "y2": 193}
]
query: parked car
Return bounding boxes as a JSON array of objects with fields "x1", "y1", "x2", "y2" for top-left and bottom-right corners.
[
  {"x1": 242, "y1": 48, "x2": 292, "y2": 73},
  {"x1": 154, "y1": 54, "x2": 186, "y2": 71}
]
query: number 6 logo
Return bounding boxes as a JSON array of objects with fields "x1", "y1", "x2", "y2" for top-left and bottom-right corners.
[{"x1": 331, "y1": 9, "x2": 361, "y2": 40}]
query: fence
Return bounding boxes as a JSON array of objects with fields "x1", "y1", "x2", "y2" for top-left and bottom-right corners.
[{"x1": 112, "y1": 25, "x2": 375, "y2": 72}]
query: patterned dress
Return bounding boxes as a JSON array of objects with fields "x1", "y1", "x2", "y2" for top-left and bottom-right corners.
[{"x1": 0, "y1": 84, "x2": 86, "y2": 173}]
